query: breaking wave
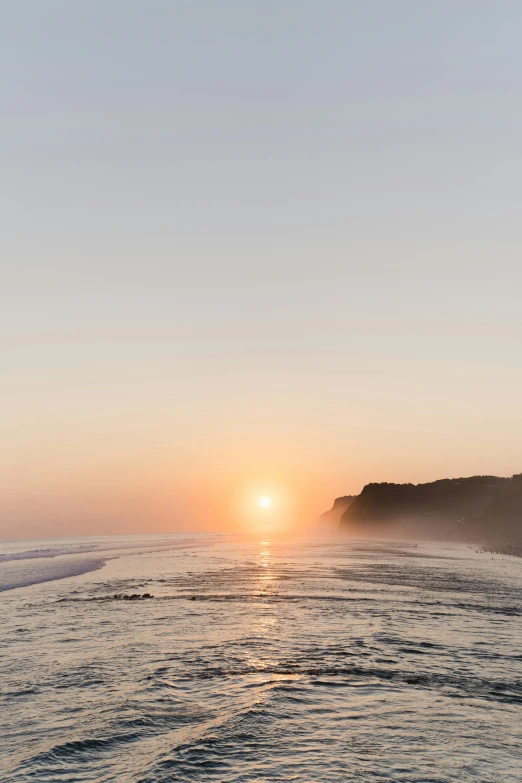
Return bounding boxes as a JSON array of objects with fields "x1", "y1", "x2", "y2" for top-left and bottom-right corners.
[{"x1": 0, "y1": 556, "x2": 107, "y2": 592}]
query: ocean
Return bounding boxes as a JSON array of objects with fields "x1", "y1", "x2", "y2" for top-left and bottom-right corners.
[{"x1": 1, "y1": 534, "x2": 521, "y2": 782}]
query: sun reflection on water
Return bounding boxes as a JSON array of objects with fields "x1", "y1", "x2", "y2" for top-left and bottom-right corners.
[
  {"x1": 245, "y1": 538, "x2": 280, "y2": 671},
  {"x1": 258, "y1": 539, "x2": 274, "y2": 584},
  {"x1": 260, "y1": 539, "x2": 271, "y2": 565}
]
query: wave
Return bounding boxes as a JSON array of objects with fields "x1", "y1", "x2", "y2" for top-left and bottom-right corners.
[
  {"x1": 58, "y1": 591, "x2": 522, "y2": 618},
  {"x1": 0, "y1": 536, "x2": 201, "y2": 564},
  {"x1": 167, "y1": 662, "x2": 522, "y2": 705},
  {"x1": 0, "y1": 535, "x2": 212, "y2": 592},
  {"x1": 0, "y1": 545, "x2": 100, "y2": 563},
  {"x1": 0, "y1": 556, "x2": 107, "y2": 592}
]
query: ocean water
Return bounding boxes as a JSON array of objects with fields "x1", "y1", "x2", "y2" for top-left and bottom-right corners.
[{"x1": 1, "y1": 534, "x2": 521, "y2": 782}]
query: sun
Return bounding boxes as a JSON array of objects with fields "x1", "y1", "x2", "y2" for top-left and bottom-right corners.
[{"x1": 233, "y1": 484, "x2": 291, "y2": 533}]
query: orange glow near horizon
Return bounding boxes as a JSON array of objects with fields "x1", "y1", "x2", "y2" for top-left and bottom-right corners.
[{"x1": 232, "y1": 480, "x2": 294, "y2": 535}]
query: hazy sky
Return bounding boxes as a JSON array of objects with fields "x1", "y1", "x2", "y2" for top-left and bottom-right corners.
[{"x1": 2, "y1": 1, "x2": 522, "y2": 539}]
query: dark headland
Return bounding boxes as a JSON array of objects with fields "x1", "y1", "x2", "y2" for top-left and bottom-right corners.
[
  {"x1": 325, "y1": 474, "x2": 522, "y2": 547},
  {"x1": 319, "y1": 496, "x2": 356, "y2": 528}
]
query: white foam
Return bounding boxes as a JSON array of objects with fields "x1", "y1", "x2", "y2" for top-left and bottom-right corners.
[
  {"x1": 0, "y1": 556, "x2": 106, "y2": 592},
  {"x1": 0, "y1": 535, "x2": 201, "y2": 564},
  {"x1": 0, "y1": 546, "x2": 100, "y2": 563}
]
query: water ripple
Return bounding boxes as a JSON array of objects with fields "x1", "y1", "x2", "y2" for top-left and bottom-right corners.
[{"x1": 2, "y1": 536, "x2": 522, "y2": 782}]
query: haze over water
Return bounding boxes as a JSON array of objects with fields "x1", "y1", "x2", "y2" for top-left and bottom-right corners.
[{"x1": 2, "y1": 535, "x2": 521, "y2": 782}]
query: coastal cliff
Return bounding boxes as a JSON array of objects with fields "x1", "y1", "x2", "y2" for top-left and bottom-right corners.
[
  {"x1": 319, "y1": 496, "x2": 355, "y2": 529},
  {"x1": 335, "y1": 474, "x2": 522, "y2": 542}
]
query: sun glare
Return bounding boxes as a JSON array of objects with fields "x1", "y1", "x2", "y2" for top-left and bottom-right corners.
[{"x1": 234, "y1": 482, "x2": 292, "y2": 534}]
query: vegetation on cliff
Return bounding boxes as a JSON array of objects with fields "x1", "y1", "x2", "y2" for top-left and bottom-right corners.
[{"x1": 335, "y1": 474, "x2": 522, "y2": 543}]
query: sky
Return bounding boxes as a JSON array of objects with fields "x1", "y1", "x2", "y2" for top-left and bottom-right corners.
[{"x1": 2, "y1": 1, "x2": 522, "y2": 539}]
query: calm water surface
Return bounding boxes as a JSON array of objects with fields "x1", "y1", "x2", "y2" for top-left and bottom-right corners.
[{"x1": 1, "y1": 534, "x2": 521, "y2": 782}]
